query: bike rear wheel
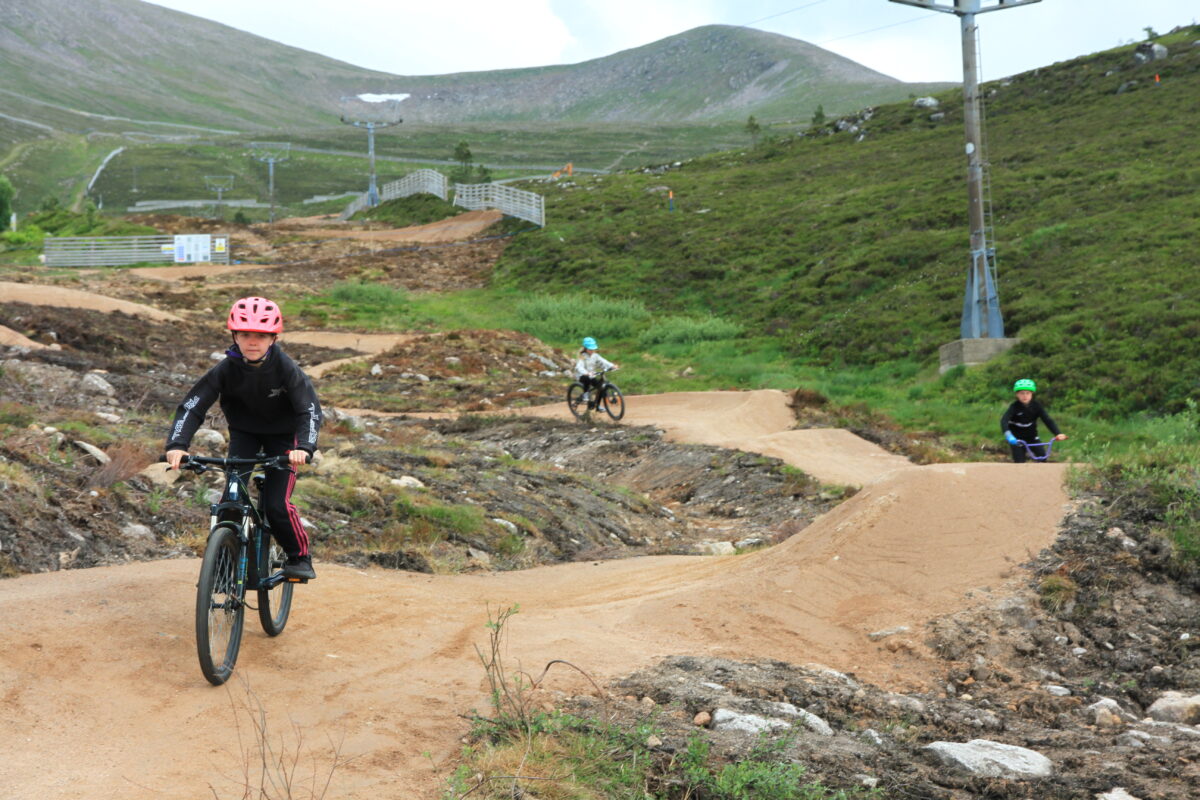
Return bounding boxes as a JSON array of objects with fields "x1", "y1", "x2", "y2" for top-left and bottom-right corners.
[
  {"x1": 602, "y1": 384, "x2": 625, "y2": 421},
  {"x1": 196, "y1": 523, "x2": 246, "y2": 686},
  {"x1": 566, "y1": 382, "x2": 588, "y2": 420},
  {"x1": 257, "y1": 528, "x2": 293, "y2": 636}
]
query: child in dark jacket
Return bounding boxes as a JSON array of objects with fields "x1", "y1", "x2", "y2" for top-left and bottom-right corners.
[
  {"x1": 1001, "y1": 378, "x2": 1067, "y2": 463},
  {"x1": 165, "y1": 296, "x2": 322, "y2": 579}
]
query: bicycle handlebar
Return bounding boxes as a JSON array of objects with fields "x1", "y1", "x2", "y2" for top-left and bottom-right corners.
[{"x1": 159, "y1": 453, "x2": 310, "y2": 471}]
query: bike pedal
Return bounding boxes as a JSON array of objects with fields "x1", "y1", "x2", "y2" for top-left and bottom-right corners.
[{"x1": 286, "y1": 576, "x2": 309, "y2": 584}]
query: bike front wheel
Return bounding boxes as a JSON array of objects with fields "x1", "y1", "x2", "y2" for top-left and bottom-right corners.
[
  {"x1": 566, "y1": 382, "x2": 588, "y2": 420},
  {"x1": 257, "y1": 528, "x2": 293, "y2": 636},
  {"x1": 196, "y1": 523, "x2": 246, "y2": 686},
  {"x1": 601, "y1": 384, "x2": 625, "y2": 421}
]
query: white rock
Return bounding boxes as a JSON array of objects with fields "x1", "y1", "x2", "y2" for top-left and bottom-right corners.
[
  {"x1": 193, "y1": 428, "x2": 226, "y2": 449},
  {"x1": 370, "y1": 363, "x2": 383, "y2": 376},
  {"x1": 711, "y1": 709, "x2": 790, "y2": 735},
  {"x1": 393, "y1": 476, "x2": 425, "y2": 489},
  {"x1": 1096, "y1": 789, "x2": 1142, "y2": 800},
  {"x1": 765, "y1": 701, "x2": 833, "y2": 736},
  {"x1": 79, "y1": 372, "x2": 116, "y2": 396},
  {"x1": 491, "y1": 518, "x2": 519, "y2": 534},
  {"x1": 922, "y1": 739, "x2": 1053, "y2": 779},
  {"x1": 121, "y1": 524, "x2": 155, "y2": 541},
  {"x1": 94, "y1": 411, "x2": 121, "y2": 423},
  {"x1": 1146, "y1": 691, "x2": 1200, "y2": 725},
  {"x1": 73, "y1": 440, "x2": 110, "y2": 464},
  {"x1": 694, "y1": 541, "x2": 736, "y2": 556}
]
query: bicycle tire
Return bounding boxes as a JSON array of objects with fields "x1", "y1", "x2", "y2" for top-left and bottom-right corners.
[
  {"x1": 256, "y1": 528, "x2": 293, "y2": 636},
  {"x1": 196, "y1": 523, "x2": 246, "y2": 686},
  {"x1": 602, "y1": 383, "x2": 625, "y2": 421},
  {"x1": 566, "y1": 382, "x2": 588, "y2": 420}
]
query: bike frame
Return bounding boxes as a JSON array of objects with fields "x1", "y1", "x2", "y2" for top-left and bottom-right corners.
[
  {"x1": 1016, "y1": 439, "x2": 1055, "y2": 462},
  {"x1": 189, "y1": 456, "x2": 294, "y2": 592}
]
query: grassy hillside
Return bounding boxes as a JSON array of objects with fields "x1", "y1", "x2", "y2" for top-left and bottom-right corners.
[
  {"x1": 1, "y1": 3, "x2": 947, "y2": 146},
  {"x1": 493, "y1": 28, "x2": 1200, "y2": 421},
  {"x1": 0, "y1": 0, "x2": 398, "y2": 132},
  {"x1": 389, "y1": 26, "x2": 952, "y2": 124}
]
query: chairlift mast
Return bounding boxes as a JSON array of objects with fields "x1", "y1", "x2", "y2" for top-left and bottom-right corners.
[{"x1": 889, "y1": 0, "x2": 1041, "y2": 338}]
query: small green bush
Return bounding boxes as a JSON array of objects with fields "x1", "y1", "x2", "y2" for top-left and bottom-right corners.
[
  {"x1": 639, "y1": 314, "x2": 743, "y2": 346},
  {"x1": 515, "y1": 292, "x2": 649, "y2": 342}
]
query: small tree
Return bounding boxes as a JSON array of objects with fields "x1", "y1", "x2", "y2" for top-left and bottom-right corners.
[
  {"x1": 452, "y1": 140, "x2": 474, "y2": 183},
  {"x1": 744, "y1": 114, "x2": 762, "y2": 147},
  {"x1": 811, "y1": 104, "x2": 826, "y2": 127},
  {"x1": 1143, "y1": 26, "x2": 1159, "y2": 40},
  {"x1": 0, "y1": 174, "x2": 14, "y2": 228}
]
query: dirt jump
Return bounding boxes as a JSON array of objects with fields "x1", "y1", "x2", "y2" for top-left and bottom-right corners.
[{"x1": 0, "y1": 385, "x2": 1069, "y2": 799}]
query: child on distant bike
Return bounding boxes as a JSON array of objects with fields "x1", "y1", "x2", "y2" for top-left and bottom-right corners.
[
  {"x1": 574, "y1": 336, "x2": 618, "y2": 410},
  {"x1": 164, "y1": 297, "x2": 323, "y2": 580},
  {"x1": 1001, "y1": 378, "x2": 1067, "y2": 463}
]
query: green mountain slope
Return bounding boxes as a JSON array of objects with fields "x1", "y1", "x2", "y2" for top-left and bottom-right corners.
[
  {"x1": 388, "y1": 25, "x2": 952, "y2": 123},
  {"x1": 0, "y1": 1, "x2": 948, "y2": 139},
  {"x1": 494, "y1": 27, "x2": 1200, "y2": 419},
  {"x1": 0, "y1": 0, "x2": 398, "y2": 132}
]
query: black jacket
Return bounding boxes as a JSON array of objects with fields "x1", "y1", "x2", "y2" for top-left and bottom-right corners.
[
  {"x1": 166, "y1": 345, "x2": 322, "y2": 453},
  {"x1": 1000, "y1": 398, "x2": 1060, "y2": 442}
]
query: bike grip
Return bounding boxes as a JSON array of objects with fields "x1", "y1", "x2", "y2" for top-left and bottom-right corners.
[{"x1": 1004, "y1": 432, "x2": 1019, "y2": 445}]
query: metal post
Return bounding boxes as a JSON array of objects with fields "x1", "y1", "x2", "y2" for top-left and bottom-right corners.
[
  {"x1": 249, "y1": 143, "x2": 289, "y2": 225},
  {"x1": 268, "y1": 160, "x2": 276, "y2": 222},
  {"x1": 340, "y1": 98, "x2": 401, "y2": 209},
  {"x1": 367, "y1": 123, "x2": 378, "y2": 206},
  {"x1": 959, "y1": 9, "x2": 998, "y2": 338},
  {"x1": 888, "y1": 0, "x2": 1041, "y2": 339}
]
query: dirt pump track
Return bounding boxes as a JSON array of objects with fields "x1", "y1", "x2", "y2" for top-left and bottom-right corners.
[
  {"x1": 0, "y1": 393, "x2": 1069, "y2": 800},
  {"x1": 0, "y1": 218, "x2": 1071, "y2": 799}
]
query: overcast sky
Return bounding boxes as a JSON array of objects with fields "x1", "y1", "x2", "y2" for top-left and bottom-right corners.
[{"x1": 143, "y1": 0, "x2": 1196, "y2": 83}]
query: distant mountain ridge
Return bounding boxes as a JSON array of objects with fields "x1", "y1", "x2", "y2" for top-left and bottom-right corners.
[
  {"x1": 379, "y1": 26, "x2": 952, "y2": 124},
  {"x1": 0, "y1": 0, "x2": 951, "y2": 136}
]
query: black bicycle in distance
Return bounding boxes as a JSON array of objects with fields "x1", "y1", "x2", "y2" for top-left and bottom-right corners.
[
  {"x1": 172, "y1": 454, "x2": 308, "y2": 685},
  {"x1": 567, "y1": 367, "x2": 625, "y2": 421}
]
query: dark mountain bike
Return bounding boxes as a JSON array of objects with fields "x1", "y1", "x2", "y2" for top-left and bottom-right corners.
[
  {"x1": 567, "y1": 368, "x2": 625, "y2": 421},
  {"x1": 174, "y1": 454, "x2": 308, "y2": 685}
]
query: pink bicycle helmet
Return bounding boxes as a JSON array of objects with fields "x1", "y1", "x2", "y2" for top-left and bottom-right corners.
[{"x1": 227, "y1": 296, "x2": 283, "y2": 334}]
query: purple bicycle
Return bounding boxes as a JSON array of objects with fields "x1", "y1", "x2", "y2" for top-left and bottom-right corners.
[{"x1": 1014, "y1": 438, "x2": 1063, "y2": 462}]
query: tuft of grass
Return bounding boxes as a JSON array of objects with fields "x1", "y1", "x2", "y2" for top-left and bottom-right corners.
[
  {"x1": 1038, "y1": 572, "x2": 1079, "y2": 613},
  {"x1": 514, "y1": 292, "x2": 649, "y2": 343},
  {"x1": 638, "y1": 314, "x2": 743, "y2": 346}
]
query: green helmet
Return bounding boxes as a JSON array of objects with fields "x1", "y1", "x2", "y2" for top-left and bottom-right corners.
[{"x1": 1013, "y1": 378, "x2": 1037, "y2": 392}]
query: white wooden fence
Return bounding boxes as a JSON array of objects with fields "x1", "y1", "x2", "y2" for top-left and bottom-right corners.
[
  {"x1": 43, "y1": 234, "x2": 231, "y2": 267},
  {"x1": 453, "y1": 182, "x2": 544, "y2": 227},
  {"x1": 339, "y1": 169, "x2": 449, "y2": 220}
]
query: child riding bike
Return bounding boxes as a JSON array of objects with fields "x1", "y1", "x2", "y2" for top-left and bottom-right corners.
[
  {"x1": 1001, "y1": 378, "x2": 1067, "y2": 463},
  {"x1": 164, "y1": 297, "x2": 323, "y2": 579},
  {"x1": 574, "y1": 336, "x2": 618, "y2": 410}
]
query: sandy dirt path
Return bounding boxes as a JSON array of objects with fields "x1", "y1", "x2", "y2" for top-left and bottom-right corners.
[
  {"x1": 300, "y1": 209, "x2": 503, "y2": 244},
  {"x1": 518, "y1": 389, "x2": 913, "y2": 487},
  {"x1": 0, "y1": 383, "x2": 1071, "y2": 799},
  {"x1": 127, "y1": 263, "x2": 281, "y2": 281},
  {"x1": 0, "y1": 323, "x2": 46, "y2": 348},
  {"x1": 0, "y1": 281, "x2": 184, "y2": 321}
]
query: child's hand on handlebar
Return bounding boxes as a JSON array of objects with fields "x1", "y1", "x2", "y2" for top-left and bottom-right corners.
[
  {"x1": 287, "y1": 450, "x2": 311, "y2": 467},
  {"x1": 1054, "y1": 433, "x2": 1068, "y2": 441},
  {"x1": 165, "y1": 449, "x2": 188, "y2": 470}
]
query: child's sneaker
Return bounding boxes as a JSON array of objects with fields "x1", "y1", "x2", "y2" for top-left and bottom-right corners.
[{"x1": 283, "y1": 555, "x2": 316, "y2": 580}]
